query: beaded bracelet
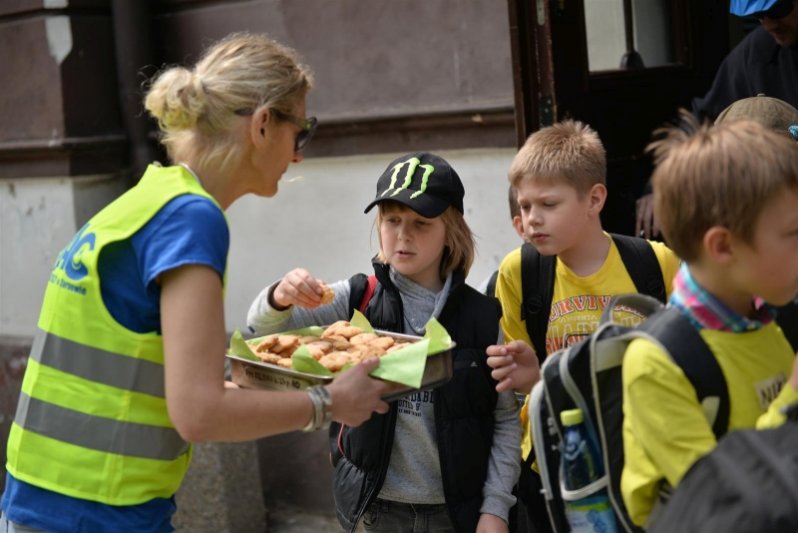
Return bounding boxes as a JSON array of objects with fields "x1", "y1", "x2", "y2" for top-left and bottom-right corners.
[{"x1": 301, "y1": 385, "x2": 333, "y2": 432}]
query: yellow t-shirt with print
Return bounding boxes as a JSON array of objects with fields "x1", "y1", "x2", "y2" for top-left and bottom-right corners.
[
  {"x1": 494, "y1": 233, "x2": 680, "y2": 461},
  {"x1": 621, "y1": 323, "x2": 798, "y2": 527}
]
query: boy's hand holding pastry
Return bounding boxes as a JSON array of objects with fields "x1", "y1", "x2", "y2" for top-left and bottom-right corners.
[
  {"x1": 486, "y1": 340, "x2": 541, "y2": 395},
  {"x1": 270, "y1": 268, "x2": 334, "y2": 310}
]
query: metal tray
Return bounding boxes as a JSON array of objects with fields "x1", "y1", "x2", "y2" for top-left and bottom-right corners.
[{"x1": 226, "y1": 329, "x2": 455, "y2": 402}]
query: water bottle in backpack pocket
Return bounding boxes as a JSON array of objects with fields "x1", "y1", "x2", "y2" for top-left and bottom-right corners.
[{"x1": 560, "y1": 408, "x2": 617, "y2": 533}]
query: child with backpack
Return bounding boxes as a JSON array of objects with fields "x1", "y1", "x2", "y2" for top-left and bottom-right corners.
[
  {"x1": 487, "y1": 120, "x2": 680, "y2": 392},
  {"x1": 246, "y1": 152, "x2": 521, "y2": 533},
  {"x1": 484, "y1": 120, "x2": 680, "y2": 532},
  {"x1": 621, "y1": 114, "x2": 798, "y2": 528}
]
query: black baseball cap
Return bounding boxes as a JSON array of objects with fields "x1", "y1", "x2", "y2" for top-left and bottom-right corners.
[{"x1": 363, "y1": 152, "x2": 465, "y2": 218}]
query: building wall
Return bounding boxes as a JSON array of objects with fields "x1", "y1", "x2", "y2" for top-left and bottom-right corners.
[{"x1": 0, "y1": 0, "x2": 518, "y2": 339}]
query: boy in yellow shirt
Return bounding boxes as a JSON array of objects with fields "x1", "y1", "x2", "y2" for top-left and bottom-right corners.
[
  {"x1": 486, "y1": 120, "x2": 680, "y2": 531},
  {"x1": 487, "y1": 119, "x2": 679, "y2": 395},
  {"x1": 621, "y1": 115, "x2": 798, "y2": 528}
]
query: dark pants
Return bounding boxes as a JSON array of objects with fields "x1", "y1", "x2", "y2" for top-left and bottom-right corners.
[{"x1": 362, "y1": 498, "x2": 455, "y2": 533}]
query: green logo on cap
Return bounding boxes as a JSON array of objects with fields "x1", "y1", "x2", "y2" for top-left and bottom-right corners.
[{"x1": 381, "y1": 157, "x2": 434, "y2": 200}]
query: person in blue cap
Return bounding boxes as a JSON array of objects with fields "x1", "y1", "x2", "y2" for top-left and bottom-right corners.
[
  {"x1": 692, "y1": 0, "x2": 798, "y2": 121},
  {"x1": 637, "y1": 0, "x2": 798, "y2": 239}
]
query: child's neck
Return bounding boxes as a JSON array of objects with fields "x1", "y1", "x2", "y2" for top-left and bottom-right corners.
[
  {"x1": 689, "y1": 263, "x2": 757, "y2": 318},
  {"x1": 557, "y1": 227, "x2": 611, "y2": 277}
]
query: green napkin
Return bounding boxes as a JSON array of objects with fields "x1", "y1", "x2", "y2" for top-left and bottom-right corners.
[
  {"x1": 359, "y1": 315, "x2": 451, "y2": 389},
  {"x1": 368, "y1": 338, "x2": 430, "y2": 388},
  {"x1": 229, "y1": 329, "x2": 334, "y2": 376},
  {"x1": 228, "y1": 316, "x2": 452, "y2": 389},
  {"x1": 229, "y1": 330, "x2": 260, "y2": 362},
  {"x1": 349, "y1": 309, "x2": 374, "y2": 333},
  {"x1": 291, "y1": 344, "x2": 334, "y2": 376},
  {"x1": 423, "y1": 316, "x2": 453, "y2": 353}
]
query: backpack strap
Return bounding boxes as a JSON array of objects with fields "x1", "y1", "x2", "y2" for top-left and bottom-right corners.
[
  {"x1": 360, "y1": 275, "x2": 378, "y2": 312},
  {"x1": 347, "y1": 273, "x2": 377, "y2": 317},
  {"x1": 520, "y1": 242, "x2": 556, "y2": 367},
  {"x1": 485, "y1": 269, "x2": 500, "y2": 298},
  {"x1": 640, "y1": 308, "x2": 730, "y2": 439},
  {"x1": 612, "y1": 233, "x2": 667, "y2": 304}
]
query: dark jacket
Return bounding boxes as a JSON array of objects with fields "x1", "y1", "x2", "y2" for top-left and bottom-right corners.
[
  {"x1": 692, "y1": 26, "x2": 798, "y2": 121},
  {"x1": 330, "y1": 262, "x2": 501, "y2": 532}
]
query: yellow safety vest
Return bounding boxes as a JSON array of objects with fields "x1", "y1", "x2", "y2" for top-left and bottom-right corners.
[{"x1": 6, "y1": 164, "x2": 225, "y2": 505}]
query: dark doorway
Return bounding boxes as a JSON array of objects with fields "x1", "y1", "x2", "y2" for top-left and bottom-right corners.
[{"x1": 507, "y1": 0, "x2": 731, "y2": 235}]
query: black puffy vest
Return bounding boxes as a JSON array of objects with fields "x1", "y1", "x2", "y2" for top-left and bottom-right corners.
[{"x1": 329, "y1": 262, "x2": 501, "y2": 532}]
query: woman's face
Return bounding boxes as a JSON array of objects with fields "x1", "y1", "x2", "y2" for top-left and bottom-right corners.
[{"x1": 248, "y1": 98, "x2": 307, "y2": 198}]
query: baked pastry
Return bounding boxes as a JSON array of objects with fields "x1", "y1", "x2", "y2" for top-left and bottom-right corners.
[
  {"x1": 320, "y1": 283, "x2": 335, "y2": 304},
  {"x1": 250, "y1": 322, "x2": 416, "y2": 372}
]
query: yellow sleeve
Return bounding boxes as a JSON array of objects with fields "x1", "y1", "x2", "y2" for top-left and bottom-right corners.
[
  {"x1": 648, "y1": 240, "x2": 681, "y2": 298},
  {"x1": 621, "y1": 337, "x2": 717, "y2": 526},
  {"x1": 495, "y1": 247, "x2": 531, "y2": 344},
  {"x1": 756, "y1": 381, "x2": 798, "y2": 429}
]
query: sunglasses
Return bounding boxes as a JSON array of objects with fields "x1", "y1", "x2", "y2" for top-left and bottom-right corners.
[
  {"x1": 753, "y1": 0, "x2": 794, "y2": 20},
  {"x1": 235, "y1": 107, "x2": 318, "y2": 152}
]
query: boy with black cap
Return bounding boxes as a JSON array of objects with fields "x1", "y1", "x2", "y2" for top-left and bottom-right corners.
[{"x1": 247, "y1": 152, "x2": 521, "y2": 533}]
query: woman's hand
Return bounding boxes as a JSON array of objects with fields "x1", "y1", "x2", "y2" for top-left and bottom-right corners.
[
  {"x1": 271, "y1": 268, "x2": 327, "y2": 309},
  {"x1": 486, "y1": 340, "x2": 541, "y2": 395},
  {"x1": 327, "y1": 358, "x2": 391, "y2": 426}
]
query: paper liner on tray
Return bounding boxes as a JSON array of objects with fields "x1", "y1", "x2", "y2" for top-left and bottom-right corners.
[{"x1": 228, "y1": 310, "x2": 452, "y2": 389}]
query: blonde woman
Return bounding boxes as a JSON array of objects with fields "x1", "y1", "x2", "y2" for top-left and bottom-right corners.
[{"x1": 1, "y1": 33, "x2": 390, "y2": 532}]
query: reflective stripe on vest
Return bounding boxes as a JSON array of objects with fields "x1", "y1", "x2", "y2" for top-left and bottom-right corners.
[
  {"x1": 15, "y1": 392, "x2": 188, "y2": 460},
  {"x1": 30, "y1": 329, "x2": 165, "y2": 398}
]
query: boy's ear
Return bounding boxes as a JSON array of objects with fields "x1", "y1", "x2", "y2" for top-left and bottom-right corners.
[
  {"x1": 588, "y1": 183, "x2": 607, "y2": 214},
  {"x1": 703, "y1": 226, "x2": 735, "y2": 264}
]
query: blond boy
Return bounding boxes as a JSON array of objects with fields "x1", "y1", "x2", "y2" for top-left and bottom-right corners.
[
  {"x1": 621, "y1": 116, "x2": 798, "y2": 527},
  {"x1": 488, "y1": 121, "x2": 679, "y2": 393},
  {"x1": 486, "y1": 121, "x2": 680, "y2": 531}
]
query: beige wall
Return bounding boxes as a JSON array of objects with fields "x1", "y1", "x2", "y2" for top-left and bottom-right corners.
[{"x1": 0, "y1": 148, "x2": 519, "y2": 339}]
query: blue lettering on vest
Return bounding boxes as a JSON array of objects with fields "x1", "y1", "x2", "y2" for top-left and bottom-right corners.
[{"x1": 54, "y1": 224, "x2": 95, "y2": 281}]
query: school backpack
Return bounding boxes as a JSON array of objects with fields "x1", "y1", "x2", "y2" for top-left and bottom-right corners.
[
  {"x1": 520, "y1": 234, "x2": 667, "y2": 366},
  {"x1": 514, "y1": 234, "x2": 667, "y2": 533},
  {"x1": 529, "y1": 293, "x2": 730, "y2": 533},
  {"x1": 348, "y1": 273, "x2": 378, "y2": 315},
  {"x1": 650, "y1": 404, "x2": 798, "y2": 533}
]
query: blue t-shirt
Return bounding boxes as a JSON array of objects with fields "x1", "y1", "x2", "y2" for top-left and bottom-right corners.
[{"x1": 1, "y1": 194, "x2": 228, "y2": 532}]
